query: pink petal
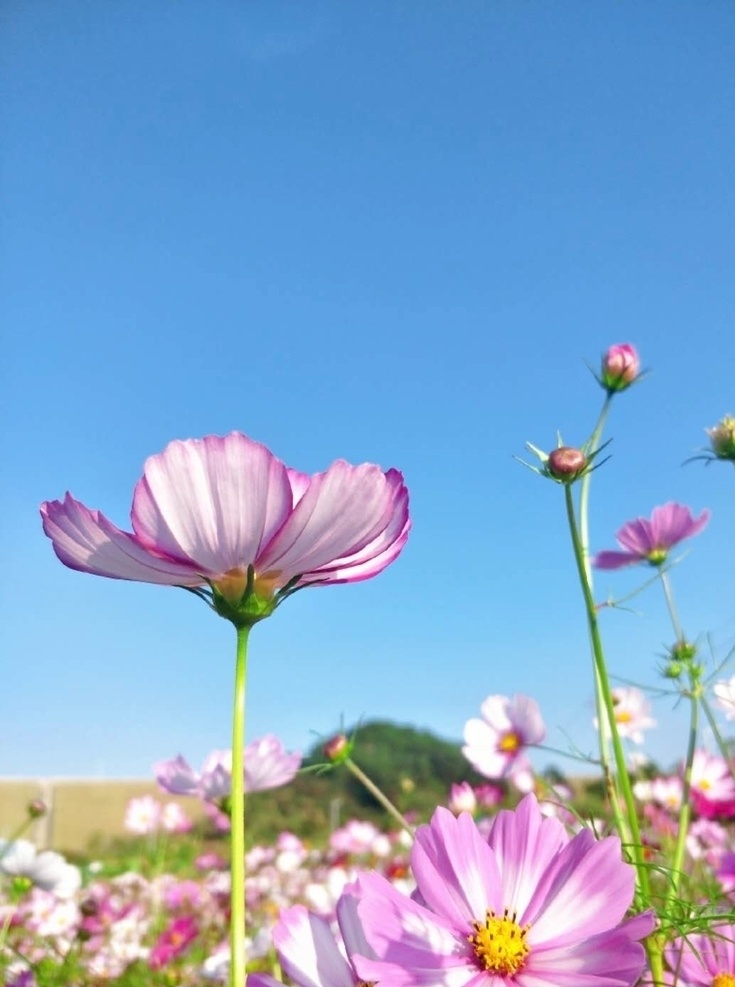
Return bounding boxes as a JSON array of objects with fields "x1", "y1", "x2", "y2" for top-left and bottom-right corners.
[
  {"x1": 336, "y1": 883, "x2": 376, "y2": 962},
  {"x1": 153, "y1": 755, "x2": 200, "y2": 796},
  {"x1": 257, "y1": 462, "x2": 408, "y2": 583},
  {"x1": 523, "y1": 926, "x2": 647, "y2": 987},
  {"x1": 273, "y1": 905, "x2": 355, "y2": 987},
  {"x1": 615, "y1": 519, "x2": 654, "y2": 556},
  {"x1": 354, "y1": 872, "x2": 472, "y2": 987},
  {"x1": 592, "y1": 550, "x2": 640, "y2": 570},
  {"x1": 41, "y1": 494, "x2": 203, "y2": 584},
  {"x1": 524, "y1": 830, "x2": 634, "y2": 945},
  {"x1": 486, "y1": 794, "x2": 568, "y2": 920},
  {"x1": 412, "y1": 808, "x2": 503, "y2": 927},
  {"x1": 132, "y1": 432, "x2": 293, "y2": 577}
]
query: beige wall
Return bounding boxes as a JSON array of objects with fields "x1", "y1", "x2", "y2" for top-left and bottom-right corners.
[{"x1": 0, "y1": 779, "x2": 204, "y2": 854}]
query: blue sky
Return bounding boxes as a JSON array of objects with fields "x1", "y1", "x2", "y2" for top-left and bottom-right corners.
[{"x1": 3, "y1": 1, "x2": 735, "y2": 782}]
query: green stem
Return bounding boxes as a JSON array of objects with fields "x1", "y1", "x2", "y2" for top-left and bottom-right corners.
[
  {"x1": 564, "y1": 486, "x2": 650, "y2": 903},
  {"x1": 230, "y1": 625, "x2": 250, "y2": 987},
  {"x1": 345, "y1": 757, "x2": 414, "y2": 838},
  {"x1": 659, "y1": 570, "x2": 684, "y2": 644},
  {"x1": 666, "y1": 673, "x2": 698, "y2": 907}
]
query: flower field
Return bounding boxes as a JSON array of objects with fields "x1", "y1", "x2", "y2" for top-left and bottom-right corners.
[{"x1": 5, "y1": 342, "x2": 735, "y2": 987}]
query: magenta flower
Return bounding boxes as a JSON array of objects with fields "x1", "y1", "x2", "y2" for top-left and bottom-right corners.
[
  {"x1": 154, "y1": 735, "x2": 301, "y2": 800},
  {"x1": 353, "y1": 794, "x2": 651, "y2": 987},
  {"x1": 148, "y1": 915, "x2": 199, "y2": 970},
  {"x1": 41, "y1": 431, "x2": 410, "y2": 625},
  {"x1": 592, "y1": 502, "x2": 710, "y2": 570},
  {"x1": 665, "y1": 923, "x2": 735, "y2": 986},
  {"x1": 463, "y1": 694, "x2": 545, "y2": 792}
]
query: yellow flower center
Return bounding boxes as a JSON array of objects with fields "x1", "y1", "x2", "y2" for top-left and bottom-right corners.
[
  {"x1": 615, "y1": 710, "x2": 633, "y2": 724},
  {"x1": 713, "y1": 974, "x2": 735, "y2": 987},
  {"x1": 468, "y1": 908, "x2": 530, "y2": 976},
  {"x1": 498, "y1": 732, "x2": 521, "y2": 753},
  {"x1": 646, "y1": 548, "x2": 667, "y2": 566},
  {"x1": 214, "y1": 567, "x2": 283, "y2": 604},
  {"x1": 699, "y1": 778, "x2": 711, "y2": 791}
]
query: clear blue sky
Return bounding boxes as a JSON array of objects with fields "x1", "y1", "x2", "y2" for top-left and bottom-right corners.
[{"x1": 3, "y1": 2, "x2": 735, "y2": 780}]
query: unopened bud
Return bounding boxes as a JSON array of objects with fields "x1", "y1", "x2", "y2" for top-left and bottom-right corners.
[
  {"x1": 27, "y1": 799, "x2": 47, "y2": 819},
  {"x1": 670, "y1": 640, "x2": 697, "y2": 663},
  {"x1": 601, "y1": 343, "x2": 640, "y2": 393},
  {"x1": 707, "y1": 415, "x2": 735, "y2": 461},
  {"x1": 323, "y1": 733, "x2": 351, "y2": 763},
  {"x1": 79, "y1": 897, "x2": 100, "y2": 917},
  {"x1": 547, "y1": 447, "x2": 587, "y2": 481}
]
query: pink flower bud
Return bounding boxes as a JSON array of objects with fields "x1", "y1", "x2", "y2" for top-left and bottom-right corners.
[
  {"x1": 547, "y1": 447, "x2": 587, "y2": 481},
  {"x1": 601, "y1": 343, "x2": 639, "y2": 392},
  {"x1": 323, "y1": 733, "x2": 351, "y2": 763}
]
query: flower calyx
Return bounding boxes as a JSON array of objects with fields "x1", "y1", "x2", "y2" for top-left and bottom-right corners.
[{"x1": 518, "y1": 437, "x2": 611, "y2": 485}]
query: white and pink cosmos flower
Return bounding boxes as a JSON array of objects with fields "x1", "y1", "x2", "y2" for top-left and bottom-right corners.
[
  {"x1": 713, "y1": 675, "x2": 735, "y2": 721},
  {"x1": 665, "y1": 923, "x2": 735, "y2": 986},
  {"x1": 352, "y1": 793, "x2": 652, "y2": 987},
  {"x1": 597, "y1": 687, "x2": 656, "y2": 745},
  {"x1": 690, "y1": 750, "x2": 735, "y2": 819},
  {"x1": 463, "y1": 694, "x2": 545, "y2": 792},
  {"x1": 154, "y1": 735, "x2": 301, "y2": 801},
  {"x1": 41, "y1": 432, "x2": 410, "y2": 612}
]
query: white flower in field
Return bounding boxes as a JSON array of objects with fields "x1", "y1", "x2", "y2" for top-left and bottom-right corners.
[
  {"x1": 160, "y1": 801, "x2": 192, "y2": 833},
  {"x1": 124, "y1": 794, "x2": 161, "y2": 834},
  {"x1": 595, "y1": 686, "x2": 656, "y2": 744},
  {"x1": 25, "y1": 888, "x2": 80, "y2": 939},
  {"x1": 0, "y1": 839, "x2": 81, "y2": 899},
  {"x1": 713, "y1": 675, "x2": 735, "y2": 720}
]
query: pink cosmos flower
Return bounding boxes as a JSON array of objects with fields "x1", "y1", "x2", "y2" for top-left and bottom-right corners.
[
  {"x1": 123, "y1": 795, "x2": 162, "y2": 835},
  {"x1": 593, "y1": 502, "x2": 709, "y2": 570},
  {"x1": 448, "y1": 782, "x2": 477, "y2": 815},
  {"x1": 160, "y1": 802, "x2": 193, "y2": 834},
  {"x1": 600, "y1": 343, "x2": 640, "y2": 392},
  {"x1": 690, "y1": 750, "x2": 735, "y2": 819},
  {"x1": 41, "y1": 431, "x2": 410, "y2": 620},
  {"x1": 247, "y1": 884, "x2": 374, "y2": 987},
  {"x1": 155, "y1": 735, "x2": 301, "y2": 800},
  {"x1": 148, "y1": 914, "x2": 199, "y2": 970},
  {"x1": 353, "y1": 794, "x2": 651, "y2": 987},
  {"x1": 714, "y1": 675, "x2": 735, "y2": 721},
  {"x1": 665, "y1": 923, "x2": 735, "y2": 986},
  {"x1": 463, "y1": 694, "x2": 545, "y2": 792}
]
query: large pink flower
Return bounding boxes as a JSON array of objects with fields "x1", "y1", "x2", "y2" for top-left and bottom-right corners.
[
  {"x1": 592, "y1": 502, "x2": 709, "y2": 570},
  {"x1": 353, "y1": 794, "x2": 651, "y2": 987},
  {"x1": 41, "y1": 432, "x2": 409, "y2": 619}
]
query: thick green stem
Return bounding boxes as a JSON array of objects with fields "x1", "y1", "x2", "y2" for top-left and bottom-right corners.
[
  {"x1": 230, "y1": 626, "x2": 250, "y2": 987},
  {"x1": 345, "y1": 757, "x2": 414, "y2": 838},
  {"x1": 564, "y1": 486, "x2": 650, "y2": 901},
  {"x1": 666, "y1": 675, "x2": 698, "y2": 907}
]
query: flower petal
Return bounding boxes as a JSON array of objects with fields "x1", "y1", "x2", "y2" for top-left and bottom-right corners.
[
  {"x1": 132, "y1": 432, "x2": 293, "y2": 576},
  {"x1": 40, "y1": 494, "x2": 203, "y2": 584},
  {"x1": 257, "y1": 462, "x2": 408, "y2": 583},
  {"x1": 273, "y1": 905, "x2": 354, "y2": 987},
  {"x1": 591, "y1": 550, "x2": 640, "y2": 570},
  {"x1": 412, "y1": 807, "x2": 502, "y2": 926}
]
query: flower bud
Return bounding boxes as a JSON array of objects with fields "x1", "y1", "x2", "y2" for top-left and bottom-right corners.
[
  {"x1": 323, "y1": 733, "x2": 351, "y2": 763},
  {"x1": 601, "y1": 343, "x2": 639, "y2": 393},
  {"x1": 547, "y1": 447, "x2": 587, "y2": 481},
  {"x1": 27, "y1": 799, "x2": 47, "y2": 819},
  {"x1": 706, "y1": 415, "x2": 735, "y2": 461}
]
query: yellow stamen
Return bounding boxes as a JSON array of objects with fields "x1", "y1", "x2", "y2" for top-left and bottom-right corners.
[
  {"x1": 713, "y1": 974, "x2": 735, "y2": 987},
  {"x1": 468, "y1": 908, "x2": 530, "y2": 976},
  {"x1": 214, "y1": 567, "x2": 283, "y2": 604},
  {"x1": 615, "y1": 710, "x2": 633, "y2": 724},
  {"x1": 498, "y1": 732, "x2": 521, "y2": 753}
]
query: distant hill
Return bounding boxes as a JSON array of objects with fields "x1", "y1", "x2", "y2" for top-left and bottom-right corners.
[{"x1": 245, "y1": 719, "x2": 490, "y2": 844}]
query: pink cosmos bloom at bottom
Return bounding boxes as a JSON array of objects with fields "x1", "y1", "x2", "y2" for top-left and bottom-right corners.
[
  {"x1": 353, "y1": 793, "x2": 652, "y2": 987},
  {"x1": 665, "y1": 923, "x2": 735, "y2": 986}
]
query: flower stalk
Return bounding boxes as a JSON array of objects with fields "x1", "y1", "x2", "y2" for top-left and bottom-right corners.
[
  {"x1": 343, "y1": 757, "x2": 414, "y2": 838},
  {"x1": 231, "y1": 625, "x2": 250, "y2": 987}
]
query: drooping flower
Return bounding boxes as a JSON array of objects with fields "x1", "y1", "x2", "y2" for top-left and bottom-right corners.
[
  {"x1": 154, "y1": 735, "x2": 301, "y2": 800},
  {"x1": 594, "y1": 687, "x2": 656, "y2": 744},
  {"x1": 600, "y1": 343, "x2": 640, "y2": 393},
  {"x1": 41, "y1": 431, "x2": 410, "y2": 627},
  {"x1": 664, "y1": 923, "x2": 735, "y2": 986},
  {"x1": 353, "y1": 793, "x2": 652, "y2": 987},
  {"x1": 592, "y1": 502, "x2": 710, "y2": 570},
  {"x1": 247, "y1": 884, "x2": 375, "y2": 987},
  {"x1": 463, "y1": 694, "x2": 545, "y2": 792}
]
